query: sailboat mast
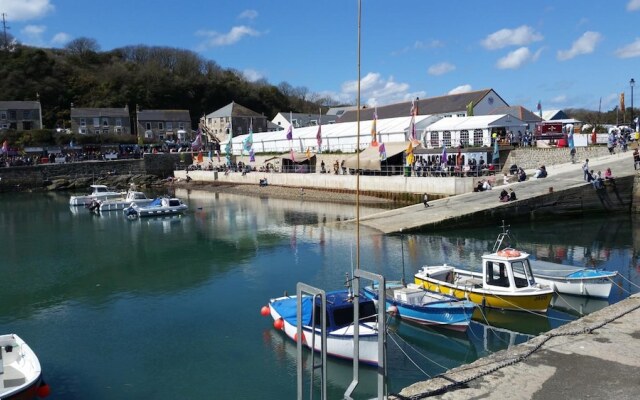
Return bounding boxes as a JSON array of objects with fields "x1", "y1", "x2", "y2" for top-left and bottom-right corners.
[{"x1": 356, "y1": 0, "x2": 361, "y2": 272}]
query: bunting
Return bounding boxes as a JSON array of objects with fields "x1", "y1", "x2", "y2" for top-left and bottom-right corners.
[
  {"x1": 249, "y1": 148, "x2": 255, "y2": 162},
  {"x1": 225, "y1": 138, "x2": 232, "y2": 166},
  {"x1": 406, "y1": 141, "x2": 415, "y2": 165},
  {"x1": 379, "y1": 142, "x2": 386, "y2": 161},
  {"x1": 466, "y1": 101, "x2": 474, "y2": 116},
  {"x1": 286, "y1": 123, "x2": 293, "y2": 140},
  {"x1": 243, "y1": 120, "x2": 253, "y2": 154},
  {"x1": 371, "y1": 108, "x2": 378, "y2": 146},
  {"x1": 191, "y1": 128, "x2": 203, "y2": 151}
]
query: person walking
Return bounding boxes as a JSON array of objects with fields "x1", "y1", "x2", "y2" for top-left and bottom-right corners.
[
  {"x1": 423, "y1": 193, "x2": 430, "y2": 208},
  {"x1": 582, "y1": 159, "x2": 590, "y2": 181}
]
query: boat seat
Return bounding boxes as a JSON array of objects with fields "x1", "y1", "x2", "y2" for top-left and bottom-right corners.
[
  {"x1": 0, "y1": 347, "x2": 3, "y2": 374},
  {"x1": 456, "y1": 277, "x2": 483, "y2": 288}
]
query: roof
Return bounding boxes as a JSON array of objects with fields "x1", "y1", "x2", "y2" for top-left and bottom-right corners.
[
  {"x1": 424, "y1": 115, "x2": 527, "y2": 131},
  {"x1": 326, "y1": 106, "x2": 358, "y2": 116},
  {"x1": 344, "y1": 142, "x2": 412, "y2": 171},
  {"x1": 0, "y1": 101, "x2": 41, "y2": 110},
  {"x1": 137, "y1": 109, "x2": 191, "y2": 121},
  {"x1": 71, "y1": 107, "x2": 129, "y2": 118},
  {"x1": 279, "y1": 112, "x2": 338, "y2": 127},
  {"x1": 206, "y1": 102, "x2": 265, "y2": 118},
  {"x1": 488, "y1": 105, "x2": 542, "y2": 122},
  {"x1": 541, "y1": 110, "x2": 569, "y2": 121},
  {"x1": 337, "y1": 89, "x2": 498, "y2": 122}
]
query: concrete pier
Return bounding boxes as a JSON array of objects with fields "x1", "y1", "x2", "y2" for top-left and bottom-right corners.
[{"x1": 391, "y1": 293, "x2": 640, "y2": 400}]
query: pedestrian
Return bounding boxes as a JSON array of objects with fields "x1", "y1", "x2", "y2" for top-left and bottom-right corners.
[
  {"x1": 499, "y1": 188, "x2": 509, "y2": 202},
  {"x1": 509, "y1": 188, "x2": 517, "y2": 201},
  {"x1": 633, "y1": 148, "x2": 640, "y2": 170},
  {"x1": 570, "y1": 147, "x2": 576, "y2": 164},
  {"x1": 423, "y1": 193, "x2": 430, "y2": 208},
  {"x1": 582, "y1": 159, "x2": 590, "y2": 181}
]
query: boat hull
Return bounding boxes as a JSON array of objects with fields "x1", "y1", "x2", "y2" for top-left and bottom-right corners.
[
  {"x1": 69, "y1": 193, "x2": 122, "y2": 206},
  {"x1": 362, "y1": 285, "x2": 475, "y2": 332},
  {"x1": 533, "y1": 275, "x2": 613, "y2": 298},
  {"x1": 0, "y1": 334, "x2": 45, "y2": 399},
  {"x1": 99, "y1": 199, "x2": 153, "y2": 212},
  {"x1": 414, "y1": 275, "x2": 553, "y2": 312},
  {"x1": 268, "y1": 297, "x2": 379, "y2": 365}
]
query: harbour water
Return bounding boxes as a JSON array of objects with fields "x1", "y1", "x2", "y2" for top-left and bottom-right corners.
[{"x1": 1, "y1": 188, "x2": 639, "y2": 399}]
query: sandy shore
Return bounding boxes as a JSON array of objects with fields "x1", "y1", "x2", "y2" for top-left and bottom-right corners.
[{"x1": 169, "y1": 181, "x2": 398, "y2": 207}]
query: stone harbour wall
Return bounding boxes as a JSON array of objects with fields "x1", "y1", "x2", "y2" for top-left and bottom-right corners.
[{"x1": 503, "y1": 146, "x2": 613, "y2": 171}]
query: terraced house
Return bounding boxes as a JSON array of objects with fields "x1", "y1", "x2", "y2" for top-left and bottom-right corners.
[
  {"x1": 136, "y1": 109, "x2": 191, "y2": 142},
  {"x1": 0, "y1": 100, "x2": 43, "y2": 131},
  {"x1": 70, "y1": 105, "x2": 131, "y2": 135}
]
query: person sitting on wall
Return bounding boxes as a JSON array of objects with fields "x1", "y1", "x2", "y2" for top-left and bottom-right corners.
[
  {"x1": 518, "y1": 167, "x2": 527, "y2": 182},
  {"x1": 509, "y1": 188, "x2": 517, "y2": 201},
  {"x1": 482, "y1": 179, "x2": 493, "y2": 191},
  {"x1": 604, "y1": 167, "x2": 615, "y2": 184},
  {"x1": 499, "y1": 188, "x2": 509, "y2": 202},
  {"x1": 475, "y1": 180, "x2": 485, "y2": 192},
  {"x1": 509, "y1": 163, "x2": 518, "y2": 175}
]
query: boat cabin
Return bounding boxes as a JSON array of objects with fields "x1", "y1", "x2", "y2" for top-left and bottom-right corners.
[
  {"x1": 90, "y1": 185, "x2": 112, "y2": 194},
  {"x1": 312, "y1": 290, "x2": 377, "y2": 330}
]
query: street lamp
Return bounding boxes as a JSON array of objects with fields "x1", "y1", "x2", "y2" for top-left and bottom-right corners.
[{"x1": 631, "y1": 78, "x2": 635, "y2": 132}]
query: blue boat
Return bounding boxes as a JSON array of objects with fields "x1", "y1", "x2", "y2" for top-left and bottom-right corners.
[
  {"x1": 363, "y1": 282, "x2": 476, "y2": 332},
  {"x1": 267, "y1": 289, "x2": 381, "y2": 365}
]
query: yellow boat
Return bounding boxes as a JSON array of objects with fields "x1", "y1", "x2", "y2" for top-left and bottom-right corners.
[{"x1": 414, "y1": 248, "x2": 554, "y2": 312}]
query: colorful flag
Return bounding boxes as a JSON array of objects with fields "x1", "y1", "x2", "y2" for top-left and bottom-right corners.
[
  {"x1": 286, "y1": 123, "x2": 293, "y2": 140},
  {"x1": 456, "y1": 146, "x2": 462, "y2": 166},
  {"x1": 466, "y1": 101, "x2": 474, "y2": 116},
  {"x1": 410, "y1": 98, "x2": 416, "y2": 116},
  {"x1": 215, "y1": 149, "x2": 221, "y2": 162},
  {"x1": 225, "y1": 138, "x2": 232, "y2": 165},
  {"x1": 406, "y1": 141, "x2": 414, "y2": 165},
  {"x1": 379, "y1": 142, "x2": 386, "y2": 161},
  {"x1": 306, "y1": 147, "x2": 311, "y2": 159},
  {"x1": 492, "y1": 137, "x2": 500, "y2": 162},
  {"x1": 620, "y1": 92, "x2": 625, "y2": 112},
  {"x1": 371, "y1": 108, "x2": 378, "y2": 146},
  {"x1": 191, "y1": 128, "x2": 202, "y2": 151},
  {"x1": 1, "y1": 140, "x2": 7, "y2": 154},
  {"x1": 249, "y1": 148, "x2": 255, "y2": 162},
  {"x1": 290, "y1": 147, "x2": 295, "y2": 162},
  {"x1": 537, "y1": 100, "x2": 542, "y2": 118},
  {"x1": 243, "y1": 120, "x2": 253, "y2": 154},
  {"x1": 316, "y1": 122, "x2": 322, "y2": 149},
  {"x1": 441, "y1": 145, "x2": 447, "y2": 165}
]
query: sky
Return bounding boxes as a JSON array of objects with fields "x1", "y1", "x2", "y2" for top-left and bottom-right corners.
[{"x1": 2, "y1": 0, "x2": 640, "y2": 114}]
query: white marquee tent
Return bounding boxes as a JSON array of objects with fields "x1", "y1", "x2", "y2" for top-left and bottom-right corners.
[
  {"x1": 423, "y1": 114, "x2": 527, "y2": 148},
  {"x1": 224, "y1": 115, "x2": 430, "y2": 155}
]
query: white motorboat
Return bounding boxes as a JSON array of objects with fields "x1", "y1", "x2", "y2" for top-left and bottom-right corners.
[
  {"x1": 266, "y1": 289, "x2": 381, "y2": 365},
  {"x1": 124, "y1": 197, "x2": 188, "y2": 219},
  {"x1": 69, "y1": 184, "x2": 123, "y2": 206},
  {"x1": 97, "y1": 190, "x2": 154, "y2": 212},
  {"x1": 529, "y1": 259, "x2": 617, "y2": 299},
  {"x1": 0, "y1": 333, "x2": 51, "y2": 399}
]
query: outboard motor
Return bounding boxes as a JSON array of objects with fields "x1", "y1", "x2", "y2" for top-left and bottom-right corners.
[{"x1": 87, "y1": 199, "x2": 100, "y2": 213}]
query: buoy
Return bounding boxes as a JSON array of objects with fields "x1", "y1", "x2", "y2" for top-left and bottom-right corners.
[
  {"x1": 387, "y1": 305, "x2": 398, "y2": 316},
  {"x1": 273, "y1": 318, "x2": 284, "y2": 330},
  {"x1": 37, "y1": 382, "x2": 51, "y2": 398},
  {"x1": 260, "y1": 306, "x2": 270, "y2": 316},
  {"x1": 294, "y1": 332, "x2": 306, "y2": 343},
  {"x1": 497, "y1": 248, "x2": 521, "y2": 258}
]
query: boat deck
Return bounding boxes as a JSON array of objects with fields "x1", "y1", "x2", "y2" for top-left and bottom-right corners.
[{"x1": 1, "y1": 365, "x2": 26, "y2": 390}]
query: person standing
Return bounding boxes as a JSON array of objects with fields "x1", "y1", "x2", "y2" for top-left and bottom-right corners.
[
  {"x1": 423, "y1": 193, "x2": 430, "y2": 208},
  {"x1": 582, "y1": 159, "x2": 590, "y2": 181},
  {"x1": 634, "y1": 148, "x2": 640, "y2": 170}
]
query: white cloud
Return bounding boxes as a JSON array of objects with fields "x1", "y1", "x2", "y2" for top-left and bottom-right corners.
[
  {"x1": 238, "y1": 9, "x2": 258, "y2": 20},
  {"x1": 551, "y1": 95, "x2": 567, "y2": 103},
  {"x1": 428, "y1": 62, "x2": 456, "y2": 76},
  {"x1": 448, "y1": 85, "x2": 472, "y2": 95},
  {"x1": 414, "y1": 39, "x2": 444, "y2": 49},
  {"x1": 20, "y1": 24, "x2": 45, "y2": 45},
  {"x1": 338, "y1": 72, "x2": 425, "y2": 106},
  {"x1": 557, "y1": 31, "x2": 602, "y2": 61},
  {"x1": 496, "y1": 47, "x2": 535, "y2": 69},
  {"x1": 628, "y1": 0, "x2": 640, "y2": 11},
  {"x1": 615, "y1": 38, "x2": 640, "y2": 58},
  {"x1": 51, "y1": 32, "x2": 71, "y2": 46},
  {"x1": 0, "y1": 0, "x2": 54, "y2": 21},
  {"x1": 481, "y1": 25, "x2": 543, "y2": 50},
  {"x1": 242, "y1": 68, "x2": 263, "y2": 82},
  {"x1": 195, "y1": 26, "x2": 262, "y2": 49}
]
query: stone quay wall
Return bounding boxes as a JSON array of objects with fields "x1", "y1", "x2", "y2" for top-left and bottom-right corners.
[
  {"x1": 0, "y1": 153, "x2": 189, "y2": 191},
  {"x1": 503, "y1": 146, "x2": 612, "y2": 172}
]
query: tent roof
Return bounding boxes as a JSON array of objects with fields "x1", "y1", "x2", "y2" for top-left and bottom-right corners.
[
  {"x1": 344, "y1": 142, "x2": 411, "y2": 171},
  {"x1": 424, "y1": 115, "x2": 527, "y2": 131}
]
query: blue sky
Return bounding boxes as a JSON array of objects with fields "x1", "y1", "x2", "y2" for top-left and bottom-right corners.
[{"x1": 3, "y1": 0, "x2": 640, "y2": 113}]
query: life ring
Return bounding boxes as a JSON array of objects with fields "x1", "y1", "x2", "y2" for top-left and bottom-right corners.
[{"x1": 497, "y1": 248, "x2": 521, "y2": 258}]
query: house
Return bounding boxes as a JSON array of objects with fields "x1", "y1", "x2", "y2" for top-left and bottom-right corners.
[
  {"x1": 488, "y1": 105, "x2": 543, "y2": 133},
  {"x1": 541, "y1": 109, "x2": 570, "y2": 121},
  {"x1": 137, "y1": 109, "x2": 191, "y2": 142},
  {"x1": 326, "y1": 105, "x2": 358, "y2": 117},
  {"x1": 203, "y1": 102, "x2": 268, "y2": 143},
  {"x1": 336, "y1": 89, "x2": 509, "y2": 122},
  {"x1": 271, "y1": 112, "x2": 337, "y2": 129},
  {"x1": 0, "y1": 101, "x2": 43, "y2": 131},
  {"x1": 70, "y1": 106, "x2": 131, "y2": 135}
]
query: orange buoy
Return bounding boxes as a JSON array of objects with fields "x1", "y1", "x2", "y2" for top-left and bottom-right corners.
[
  {"x1": 260, "y1": 306, "x2": 270, "y2": 316},
  {"x1": 497, "y1": 248, "x2": 521, "y2": 258},
  {"x1": 273, "y1": 318, "x2": 284, "y2": 330},
  {"x1": 293, "y1": 332, "x2": 306, "y2": 343}
]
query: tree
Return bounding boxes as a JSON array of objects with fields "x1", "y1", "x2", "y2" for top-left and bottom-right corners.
[{"x1": 65, "y1": 37, "x2": 101, "y2": 57}]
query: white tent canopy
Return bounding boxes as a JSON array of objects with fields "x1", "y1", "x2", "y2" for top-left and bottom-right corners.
[
  {"x1": 224, "y1": 115, "x2": 430, "y2": 155},
  {"x1": 423, "y1": 114, "x2": 527, "y2": 148}
]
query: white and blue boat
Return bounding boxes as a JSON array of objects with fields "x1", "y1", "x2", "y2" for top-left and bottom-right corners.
[
  {"x1": 267, "y1": 289, "x2": 380, "y2": 365},
  {"x1": 363, "y1": 282, "x2": 476, "y2": 332},
  {"x1": 528, "y1": 259, "x2": 617, "y2": 299},
  {"x1": 124, "y1": 197, "x2": 188, "y2": 219}
]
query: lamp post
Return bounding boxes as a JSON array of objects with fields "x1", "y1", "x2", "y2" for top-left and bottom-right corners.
[{"x1": 631, "y1": 78, "x2": 635, "y2": 132}]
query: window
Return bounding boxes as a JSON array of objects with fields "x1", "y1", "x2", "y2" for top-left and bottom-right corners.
[
  {"x1": 166, "y1": 122, "x2": 173, "y2": 130},
  {"x1": 80, "y1": 119, "x2": 86, "y2": 127},
  {"x1": 102, "y1": 118, "x2": 109, "y2": 127},
  {"x1": 115, "y1": 127, "x2": 122, "y2": 134},
  {"x1": 429, "y1": 132, "x2": 439, "y2": 148},
  {"x1": 473, "y1": 129, "x2": 483, "y2": 146},
  {"x1": 0, "y1": 112, "x2": 6, "y2": 120},
  {"x1": 443, "y1": 131, "x2": 452, "y2": 146},
  {"x1": 93, "y1": 118, "x2": 100, "y2": 127},
  {"x1": 512, "y1": 260, "x2": 535, "y2": 288},
  {"x1": 457, "y1": 113, "x2": 465, "y2": 117},
  {"x1": 158, "y1": 122, "x2": 164, "y2": 130},
  {"x1": 178, "y1": 123, "x2": 184, "y2": 130},
  {"x1": 310, "y1": 119, "x2": 318, "y2": 126},
  {"x1": 115, "y1": 118, "x2": 122, "y2": 127},
  {"x1": 146, "y1": 122, "x2": 151, "y2": 130},
  {"x1": 102, "y1": 128, "x2": 109, "y2": 135},
  {"x1": 485, "y1": 261, "x2": 509, "y2": 287},
  {"x1": 460, "y1": 130, "x2": 469, "y2": 147},
  {"x1": 79, "y1": 128, "x2": 87, "y2": 134},
  {"x1": 23, "y1": 110, "x2": 31, "y2": 119},
  {"x1": 9, "y1": 111, "x2": 16, "y2": 120},
  {"x1": 292, "y1": 119, "x2": 298, "y2": 127}
]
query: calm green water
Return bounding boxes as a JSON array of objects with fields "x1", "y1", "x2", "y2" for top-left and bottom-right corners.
[{"x1": 1, "y1": 189, "x2": 638, "y2": 399}]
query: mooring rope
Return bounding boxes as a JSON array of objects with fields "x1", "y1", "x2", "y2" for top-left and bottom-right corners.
[{"x1": 390, "y1": 297, "x2": 640, "y2": 400}]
